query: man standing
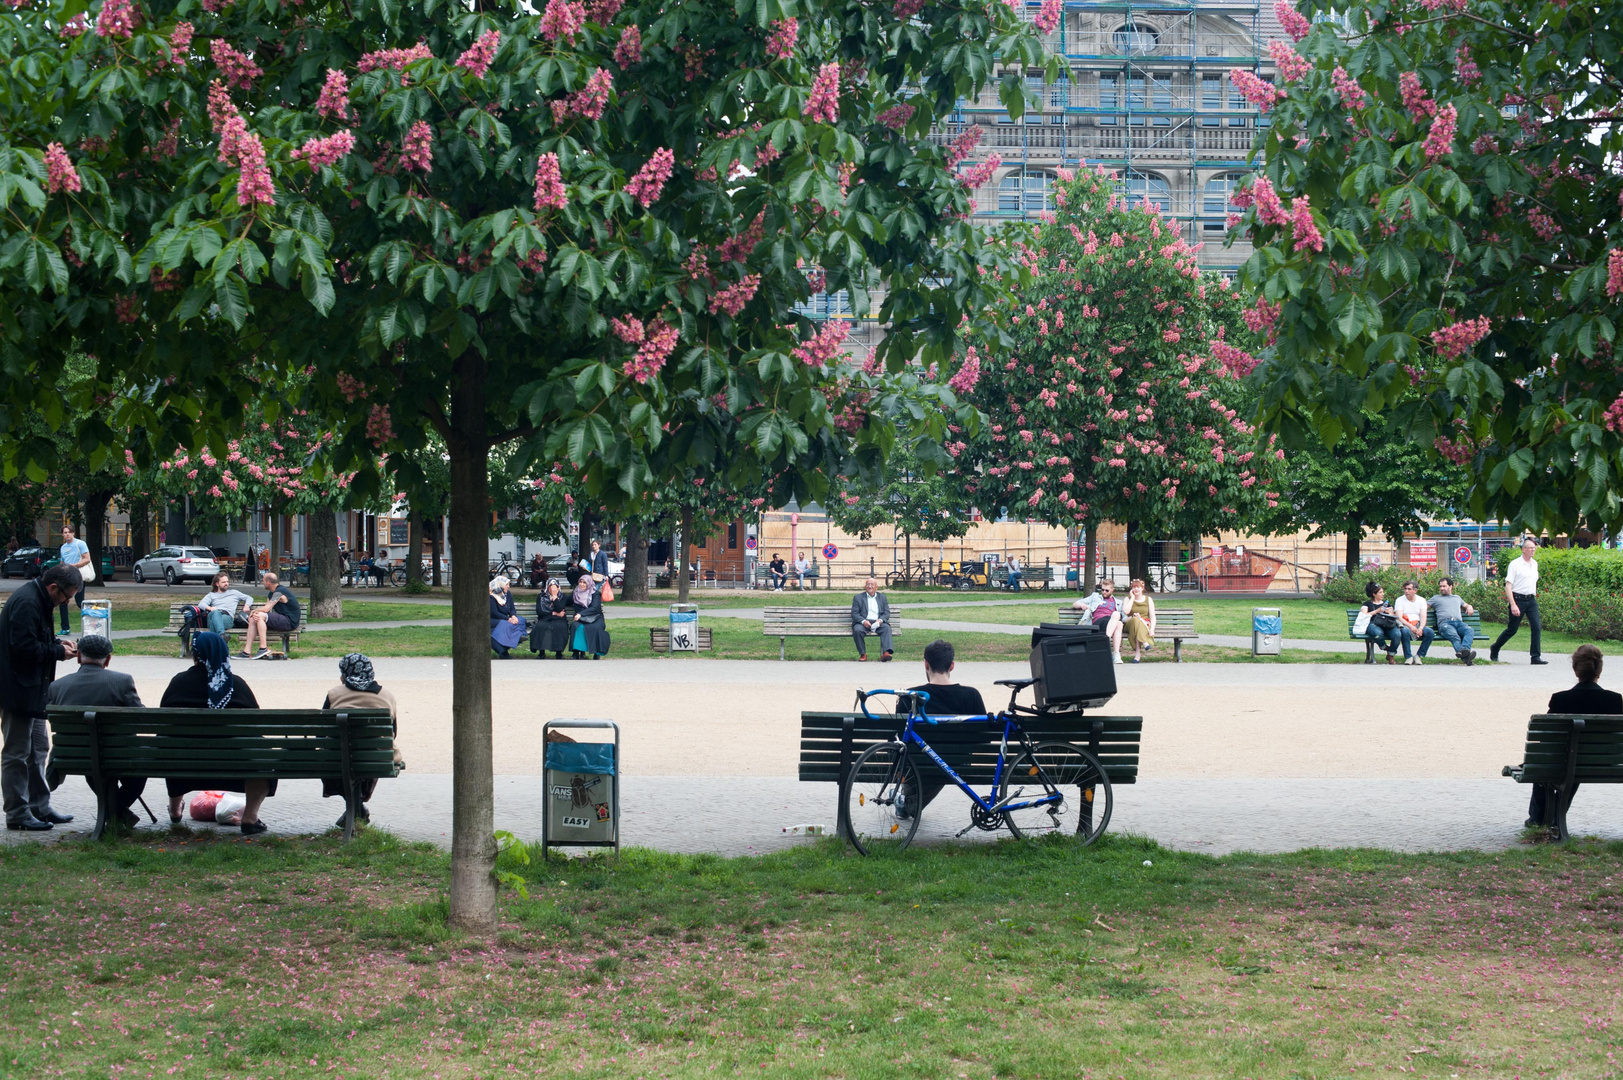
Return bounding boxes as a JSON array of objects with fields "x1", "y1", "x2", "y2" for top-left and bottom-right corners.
[
  {"x1": 57, "y1": 524, "x2": 92, "y2": 635},
  {"x1": 1393, "y1": 580, "x2": 1434, "y2": 666},
  {"x1": 588, "y1": 539, "x2": 608, "y2": 580},
  {"x1": 851, "y1": 577, "x2": 893, "y2": 662},
  {"x1": 44, "y1": 635, "x2": 146, "y2": 829},
  {"x1": 1428, "y1": 577, "x2": 1478, "y2": 665},
  {"x1": 768, "y1": 553, "x2": 788, "y2": 592},
  {"x1": 0, "y1": 564, "x2": 80, "y2": 830},
  {"x1": 1491, "y1": 538, "x2": 1546, "y2": 664},
  {"x1": 1528, "y1": 644, "x2": 1621, "y2": 831}
]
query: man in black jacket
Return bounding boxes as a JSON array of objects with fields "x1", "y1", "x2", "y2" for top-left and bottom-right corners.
[
  {"x1": 0, "y1": 565, "x2": 81, "y2": 830},
  {"x1": 45, "y1": 635, "x2": 146, "y2": 828},
  {"x1": 1530, "y1": 644, "x2": 1623, "y2": 828}
]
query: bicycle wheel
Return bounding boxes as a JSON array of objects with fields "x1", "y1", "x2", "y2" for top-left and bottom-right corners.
[
  {"x1": 999, "y1": 742, "x2": 1113, "y2": 845},
  {"x1": 841, "y1": 742, "x2": 922, "y2": 856}
]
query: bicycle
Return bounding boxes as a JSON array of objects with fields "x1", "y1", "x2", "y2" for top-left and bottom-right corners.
[{"x1": 840, "y1": 679, "x2": 1113, "y2": 856}]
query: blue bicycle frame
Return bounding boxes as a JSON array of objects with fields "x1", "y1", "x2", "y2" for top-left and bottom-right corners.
[{"x1": 858, "y1": 689, "x2": 1063, "y2": 816}]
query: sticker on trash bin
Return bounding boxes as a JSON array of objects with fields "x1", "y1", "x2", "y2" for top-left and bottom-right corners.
[
  {"x1": 595, "y1": 802, "x2": 611, "y2": 822},
  {"x1": 551, "y1": 785, "x2": 574, "y2": 800},
  {"x1": 561, "y1": 815, "x2": 591, "y2": 829}
]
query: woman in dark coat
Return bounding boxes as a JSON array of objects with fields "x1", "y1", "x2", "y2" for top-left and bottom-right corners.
[
  {"x1": 489, "y1": 576, "x2": 526, "y2": 659},
  {"x1": 569, "y1": 577, "x2": 611, "y2": 659},
  {"x1": 531, "y1": 579, "x2": 572, "y2": 658},
  {"x1": 158, "y1": 631, "x2": 272, "y2": 834}
]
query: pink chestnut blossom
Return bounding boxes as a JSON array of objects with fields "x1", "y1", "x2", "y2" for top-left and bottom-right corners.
[
  {"x1": 613, "y1": 25, "x2": 642, "y2": 67},
  {"x1": 1275, "y1": 1, "x2": 1312, "y2": 40},
  {"x1": 1431, "y1": 316, "x2": 1491, "y2": 359},
  {"x1": 1331, "y1": 66, "x2": 1366, "y2": 110},
  {"x1": 59, "y1": 13, "x2": 89, "y2": 37},
  {"x1": 1607, "y1": 249, "x2": 1623, "y2": 298},
  {"x1": 1422, "y1": 103, "x2": 1457, "y2": 160},
  {"x1": 791, "y1": 321, "x2": 849, "y2": 367},
  {"x1": 803, "y1": 63, "x2": 841, "y2": 124},
  {"x1": 44, "y1": 143, "x2": 82, "y2": 194},
  {"x1": 1229, "y1": 69, "x2": 1283, "y2": 111},
  {"x1": 293, "y1": 130, "x2": 356, "y2": 169},
  {"x1": 316, "y1": 69, "x2": 351, "y2": 119},
  {"x1": 95, "y1": 0, "x2": 139, "y2": 40},
  {"x1": 709, "y1": 275, "x2": 760, "y2": 317},
  {"x1": 1266, "y1": 39, "x2": 1311, "y2": 84},
  {"x1": 399, "y1": 120, "x2": 434, "y2": 172},
  {"x1": 211, "y1": 39, "x2": 262, "y2": 89},
  {"x1": 533, "y1": 153, "x2": 567, "y2": 211},
  {"x1": 625, "y1": 320, "x2": 679, "y2": 383},
  {"x1": 1033, "y1": 0, "x2": 1061, "y2": 34},
  {"x1": 624, "y1": 148, "x2": 674, "y2": 207},
  {"x1": 455, "y1": 29, "x2": 501, "y2": 79},
  {"x1": 765, "y1": 18, "x2": 798, "y2": 60},
  {"x1": 540, "y1": 0, "x2": 586, "y2": 42}
]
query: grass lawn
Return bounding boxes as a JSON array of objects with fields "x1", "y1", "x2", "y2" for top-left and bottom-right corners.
[{"x1": 3, "y1": 830, "x2": 1621, "y2": 1078}]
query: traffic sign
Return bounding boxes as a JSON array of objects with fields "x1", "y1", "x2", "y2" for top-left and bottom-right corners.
[
  {"x1": 1453, "y1": 545, "x2": 1474, "y2": 566},
  {"x1": 822, "y1": 543, "x2": 838, "y2": 560},
  {"x1": 745, "y1": 536, "x2": 757, "y2": 550}
]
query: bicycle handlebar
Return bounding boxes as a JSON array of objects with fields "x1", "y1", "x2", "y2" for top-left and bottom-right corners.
[{"x1": 857, "y1": 688, "x2": 936, "y2": 723}]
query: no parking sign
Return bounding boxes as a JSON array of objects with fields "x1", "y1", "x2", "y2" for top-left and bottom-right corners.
[
  {"x1": 822, "y1": 543, "x2": 838, "y2": 560},
  {"x1": 1453, "y1": 546, "x2": 1474, "y2": 566}
]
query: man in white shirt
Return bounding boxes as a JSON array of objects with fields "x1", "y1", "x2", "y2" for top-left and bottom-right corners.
[
  {"x1": 794, "y1": 551, "x2": 811, "y2": 590},
  {"x1": 1392, "y1": 580, "x2": 1434, "y2": 666},
  {"x1": 1491, "y1": 538, "x2": 1546, "y2": 665},
  {"x1": 850, "y1": 578, "x2": 893, "y2": 661},
  {"x1": 1006, "y1": 555, "x2": 1024, "y2": 592}
]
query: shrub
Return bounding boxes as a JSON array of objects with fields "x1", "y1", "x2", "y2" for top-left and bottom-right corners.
[
  {"x1": 1323, "y1": 569, "x2": 1623, "y2": 642},
  {"x1": 1495, "y1": 546, "x2": 1623, "y2": 592},
  {"x1": 1317, "y1": 567, "x2": 1455, "y2": 604}
]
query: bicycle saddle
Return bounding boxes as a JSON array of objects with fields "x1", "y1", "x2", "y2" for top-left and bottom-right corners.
[{"x1": 994, "y1": 677, "x2": 1037, "y2": 689}]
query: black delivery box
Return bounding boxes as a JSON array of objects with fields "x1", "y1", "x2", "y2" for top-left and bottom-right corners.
[{"x1": 1029, "y1": 623, "x2": 1118, "y2": 710}]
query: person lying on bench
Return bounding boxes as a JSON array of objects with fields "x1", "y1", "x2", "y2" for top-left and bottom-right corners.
[
  {"x1": 158, "y1": 632, "x2": 273, "y2": 835},
  {"x1": 903, "y1": 638, "x2": 988, "y2": 817},
  {"x1": 45, "y1": 635, "x2": 146, "y2": 830},
  {"x1": 1528, "y1": 644, "x2": 1622, "y2": 830}
]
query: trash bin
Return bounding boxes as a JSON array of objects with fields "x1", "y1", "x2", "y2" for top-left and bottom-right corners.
[
  {"x1": 81, "y1": 600, "x2": 111, "y2": 638},
  {"x1": 1252, "y1": 608, "x2": 1282, "y2": 657},
  {"x1": 668, "y1": 603, "x2": 698, "y2": 652},
  {"x1": 543, "y1": 719, "x2": 620, "y2": 855}
]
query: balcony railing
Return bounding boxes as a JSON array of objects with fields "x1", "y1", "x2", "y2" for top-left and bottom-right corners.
[{"x1": 929, "y1": 122, "x2": 1260, "y2": 160}]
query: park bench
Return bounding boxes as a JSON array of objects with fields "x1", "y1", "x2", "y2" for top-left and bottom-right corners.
[
  {"x1": 649, "y1": 626, "x2": 714, "y2": 652},
  {"x1": 798, "y1": 708, "x2": 1141, "y2": 834},
  {"x1": 1054, "y1": 606, "x2": 1198, "y2": 661},
  {"x1": 763, "y1": 606, "x2": 903, "y2": 660},
  {"x1": 1344, "y1": 608, "x2": 1484, "y2": 661},
  {"x1": 1502, "y1": 713, "x2": 1623, "y2": 841},
  {"x1": 165, "y1": 602, "x2": 306, "y2": 658},
  {"x1": 46, "y1": 706, "x2": 397, "y2": 841}
]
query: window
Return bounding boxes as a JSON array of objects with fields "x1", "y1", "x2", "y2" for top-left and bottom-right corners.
[
  {"x1": 1202, "y1": 173, "x2": 1246, "y2": 232},
  {"x1": 1202, "y1": 75, "x2": 1222, "y2": 125},
  {"x1": 1098, "y1": 73, "x2": 1118, "y2": 124},
  {"x1": 1112, "y1": 20, "x2": 1159, "y2": 54},
  {"x1": 1120, "y1": 169, "x2": 1170, "y2": 212},
  {"x1": 1149, "y1": 75, "x2": 1172, "y2": 126},
  {"x1": 793, "y1": 291, "x2": 852, "y2": 319},
  {"x1": 728, "y1": 523, "x2": 738, "y2": 550},
  {"x1": 1228, "y1": 77, "x2": 1248, "y2": 127},
  {"x1": 999, "y1": 169, "x2": 1054, "y2": 213}
]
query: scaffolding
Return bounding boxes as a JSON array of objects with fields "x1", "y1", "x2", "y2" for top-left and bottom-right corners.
[{"x1": 945, "y1": 0, "x2": 1275, "y2": 269}]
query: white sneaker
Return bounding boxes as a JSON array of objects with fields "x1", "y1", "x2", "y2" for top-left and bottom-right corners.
[
  {"x1": 1405, "y1": 656, "x2": 1418, "y2": 666},
  {"x1": 1113, "y1": 653, "x2": 1123, "y2": 665}
]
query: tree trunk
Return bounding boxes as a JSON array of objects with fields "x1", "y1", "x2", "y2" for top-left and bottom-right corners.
[
  {"x1": 1345, "y1": 527, "x2": 1361, "y2": 575},
  {"x1": 82, "y1": 488, "x2": 114, "y2": 575},
  {"x1": 447, "y1": 350, "x2": 498, "y2": 934},
  {"x1": 406, "y1": 513, "x2": 424, "y2": 587},
  {"x1": 622, "y1": 520, "x2": 649, "y2": 602},
  {"x1": 904, "y1": 531, "x2": 912, "y2": 584},
  {"x1": 577, "y1": 510, "x2": 594, "y2": 564},
  {"x1": 269, "y1": 513, "x2": 282, "y2": 579},
  {"x1": 430, "y1": 517, "x2": 443, "y2": 586},
  {"x1": 1125, "y1": 521, "x2": 1150, "y2": 587},
  {"x1": 128, "y1": 498, "x2": 151, "y2": 562},
  {"x1": 677, "y1": 506, "x2": 693, "y2": 603},
  {"x1": 1083, "y1": 527, "x2": 1098, "y2": 593},
  {"x1": 308, "y1": 508, "x2": 343, "y2": 619}
]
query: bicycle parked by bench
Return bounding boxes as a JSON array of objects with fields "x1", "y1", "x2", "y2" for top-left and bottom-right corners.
[{"x1": 841, "y1": 679, "x2": 1113, "y2": 855}]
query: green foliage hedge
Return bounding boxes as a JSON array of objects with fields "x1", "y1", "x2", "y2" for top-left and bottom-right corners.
[
  {"x1": 1317, "y1": 568, "x2": 1460, "y2": 604},
  {"x1": 1494, "y1": 546, "x2": 1623, "y2": 592}
]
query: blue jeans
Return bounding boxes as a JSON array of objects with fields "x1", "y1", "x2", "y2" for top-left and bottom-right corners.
[
  {"x1": 1365, "y1": 624, "x2": 1412, "y2": 659},
  {"x1": 206, "y1": 609, "x2": 235, "y2": 634},
  {"x1": 1008, "y1": 571, "x2": 1023, "y2": 592},
  {"x1": 1414, "y1": 626, "x2": 1437, "y2": 657},
  {"x1": 1435, "y1": 618, "x2": 1475, "y2": 654}
]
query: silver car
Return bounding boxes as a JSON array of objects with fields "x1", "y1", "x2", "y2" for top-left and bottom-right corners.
[{"x1": 132, "y1": 545, "x2": 222, "y2": 586}]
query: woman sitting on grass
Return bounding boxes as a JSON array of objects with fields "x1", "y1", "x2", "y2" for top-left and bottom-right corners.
[{"x1": 158, "y1": 631, "x2": 272, "y2": 835}]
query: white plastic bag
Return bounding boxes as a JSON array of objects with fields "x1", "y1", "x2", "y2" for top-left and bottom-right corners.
[{"x1": 213, "y1": 793, "x2": 247, "y2": 826}]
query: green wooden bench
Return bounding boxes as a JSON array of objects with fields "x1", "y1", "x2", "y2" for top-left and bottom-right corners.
[
  {"x1": 764, "y1": 606, "x2": 903, "y2": 660},
  {"x1": 46, "y1": 706, "x2": 397, "y2": 840},
  {"x1": 799, "y1": 708, "x2": 1141, "y2": 837},
  {"x1": 1502, "y1": 713, "x2": 1623, "y2": 841},
  {"x1": 165, "y1": 602, "x2": 307, "y2": 658},
  {"x1": 1054, "y1": 606, "x2": 1198, "y2": 661},
  {"x1": 1345, "y1": 608, "x2": 1483, "y2": 662}
]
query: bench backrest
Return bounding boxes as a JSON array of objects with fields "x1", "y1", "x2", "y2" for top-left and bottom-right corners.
[
  {"x1": 763, "y1": 607, "x2": 904, "y2": 633},
  {"x1": 1055, "y1": 606, "x2": 1195, "y2": 630},
  {"x1": 1345, "y1": 608, "x2": 1482, "y2": 633},
  {"x1": 166, "y1": 601, "x2": 307, "y2": 631},
  {"x1": 798, "y1": 710, "x2": 1140, "y2": 785},
  {"x1": 1518, "y1": 713, "x2": 1623, "y2": 784},
  {"x1": 47, "y1": 707, "x2": 395, "y2": 781}
]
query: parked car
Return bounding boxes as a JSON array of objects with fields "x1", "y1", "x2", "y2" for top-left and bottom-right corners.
[
  {"x1": 132, "y1": 545, "x2": 222, "y2": 586},
  {"x1": 0, "y1": 546, "x2": 49, "y2": 578}
]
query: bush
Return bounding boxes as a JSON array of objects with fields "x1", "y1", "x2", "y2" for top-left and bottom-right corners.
[
  {"x1": 1317, "y1": 567, "x2": 1457, "y2": 604},
  {"x1": 1495, "y1": 546, "x2": 1623, "y2": 592},
  {"x1": 1322, "y1": 569, "x2": 1623, "y2": 641}
]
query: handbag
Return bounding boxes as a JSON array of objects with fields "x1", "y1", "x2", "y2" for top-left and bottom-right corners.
[
  {"x1": 600, "y1": 580, "x2": 613, "y2": 602},
  {"x1": 1351, "y1": 608, "x2": 1373, "y2": 635},
  {"x1": 1370, "y1": 610, "x2": 1399, "y2": 631}
]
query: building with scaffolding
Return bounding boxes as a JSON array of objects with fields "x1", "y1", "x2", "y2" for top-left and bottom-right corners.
[{"x1": 957, "y1": 0, "x2": 1282, "y2": 273}]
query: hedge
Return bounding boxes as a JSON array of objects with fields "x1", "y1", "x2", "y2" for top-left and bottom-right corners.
[
  {"x1": 1494, "y1": 546, "x2": 1623, "y2": 592},
  {"x1": 1317, "y1": 567, "x2": 1460, "y2": 604}
]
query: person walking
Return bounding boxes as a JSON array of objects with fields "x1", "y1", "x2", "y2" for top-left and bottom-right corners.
[
  {"x1": 1491, "y1": 538, "x2": 1546, "y2": 664},
  {"x1": 45, "y1": 634, "x2": 146, "y2": 829},
  {"x1": 56, "y1": 524, "x2": 92, "y2": 635},
  {"x1": 0, "y1": 564, "x2": 80, "y2": 830},
  {"x1": 1528, "y1": 644, "x2": 1621, "y2": 830},
  {"x1": 851, "y1": 577, "x2": 893, "y2": 662}
]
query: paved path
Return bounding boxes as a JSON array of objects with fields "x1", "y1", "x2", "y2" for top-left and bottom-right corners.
[{"x1": 14, "y1": 774, "x2": 1612, "y2": 856}]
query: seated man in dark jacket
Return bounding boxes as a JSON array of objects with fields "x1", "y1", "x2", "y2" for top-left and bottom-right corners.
[
  {"x1": 1530, "y1": 644, "x2": 1623, "y2": 828},
  {"x1": 44, "y1": 635, "x2": 147, "y2": 829}
]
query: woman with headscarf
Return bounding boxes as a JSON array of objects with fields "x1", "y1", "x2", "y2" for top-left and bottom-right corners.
[
  {"x1": 489, "y1": 575, "x2": 527, "y2": 659},
  {"x1": 569, "y1": 575, "x2": 611, "y2": 659},
  {"x1": 158, "y1": 631, "x2": 272, "y2": 834},
  {"x1": 531, "y1": 578, "x2": 573, "y2": 658},
  {"x1": 319, "y1": 653, "x2": 402, "y2": 828}
]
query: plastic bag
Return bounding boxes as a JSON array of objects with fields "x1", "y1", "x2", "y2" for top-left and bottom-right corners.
[
  {"x1": 213, "y1": 793, "x2": 247, "y2": 826},
  {"x1": 189, "y1": 790, "x2": 226, "y2": 821}
]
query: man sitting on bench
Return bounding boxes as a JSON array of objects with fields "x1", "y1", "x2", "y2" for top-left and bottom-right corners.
[
  {"x1": 45, "y1": 634, "x2": 147, "y2": 829},
  {"x1": 1528, "y1": 644, "x2": 1622, "y2": 830},
  {"x1": 851, "y1": 577, "x2": 893, "y2": 662},
  {"x1": 905, "y1": 639, "x2": 987, "y2": 816}
]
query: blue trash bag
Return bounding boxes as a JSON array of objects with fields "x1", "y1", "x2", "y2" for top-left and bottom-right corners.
[
  {"x1": 546, "y1": 742, "x2": 616, "y2": 775},
  {"x1": 1252, "y1": 614, "x2": 1283, "y2": 635}
]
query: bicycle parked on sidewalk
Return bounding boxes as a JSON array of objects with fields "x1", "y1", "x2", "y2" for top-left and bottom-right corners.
[{"x1": 841, "y1": 679, "x2": 1113, "y2": 855}]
